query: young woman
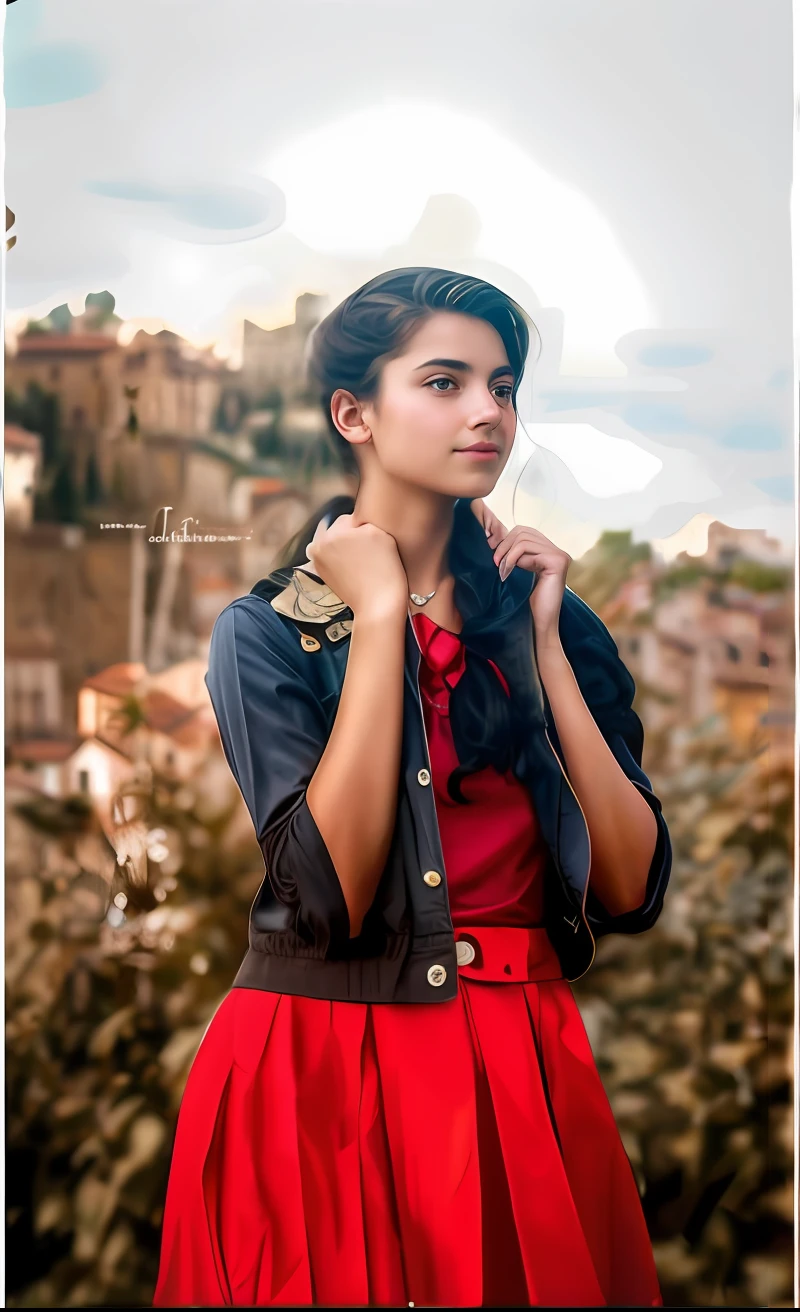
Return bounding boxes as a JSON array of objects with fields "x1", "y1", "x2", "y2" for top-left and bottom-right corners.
[{"x1": 154, "y1": 267, "x2": 672, "y2": 1309}]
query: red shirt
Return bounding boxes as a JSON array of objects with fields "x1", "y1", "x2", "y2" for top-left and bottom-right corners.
[{"x1": 411, "y1": 611, "x2": 547, "y2": 928}]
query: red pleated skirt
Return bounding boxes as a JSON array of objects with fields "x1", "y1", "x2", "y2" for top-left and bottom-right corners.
[{"x1": 153, "y1": 925, "x2": 662, "y2": 1308}]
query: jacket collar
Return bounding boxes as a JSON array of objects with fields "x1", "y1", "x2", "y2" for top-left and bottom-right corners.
[{"x1": 262, "y1": 497, "x2": 535, "y2": 634}]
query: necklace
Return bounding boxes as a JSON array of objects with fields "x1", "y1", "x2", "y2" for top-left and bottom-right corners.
[{"x1": 409, "y1": 588, "x2": 436, "y2": 607}]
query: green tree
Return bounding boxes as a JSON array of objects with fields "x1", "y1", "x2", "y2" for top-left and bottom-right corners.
[
  {"x1": 51, "y1": 455, "x2": 81, "y2": 524},
  {"x1": 84, "y1": 451, "x2": 105, "y2": 506},
  {"x1": 568, "y1": 530, "x2": 652, "y2": 611},
  {"x1": 5, "y1": 766, "x2": 260, "y2": 1307}
]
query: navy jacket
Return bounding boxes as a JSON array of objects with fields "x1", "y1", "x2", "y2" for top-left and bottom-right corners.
[{"x1": 205, "y1": 497, "x2": 671, "y2": 1003}]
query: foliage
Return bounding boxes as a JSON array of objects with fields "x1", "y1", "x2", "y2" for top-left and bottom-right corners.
[
  {"x1": 4, "y1": 541, "x2": 795, "y2": 1307},
  {"x1": 5, "y1": 769, "x2": 261, "y2": 1308},
  {"x1": 51, "y1": 455, "x2": 82, "y2": 525},
  {"x1": 107, "y1": 696, "x2": 148, "y2": 738},
  {"x1": 567, "y1": 529, "x2": 652, "y2": 610},
  {"x1": 83, "y1": 452, "x2": 105, "y2": 507},
  {"x1": 6, "y1": 382, "x2": 62, "y2": 468},
  {"x1": 728, "y1": 559, "x2": 792, "y2": 594}
]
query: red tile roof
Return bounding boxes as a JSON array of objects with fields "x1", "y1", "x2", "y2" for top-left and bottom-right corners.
[
  {"x1": 4, "y1": 423, "x2": 42, "y2": 454},
  {"x1": 9, "y1": 738, "x2": 81, "y2": 764},
  {"x1": 82, "y1": 663, "x2": 147, "y2": 696},
  {"x1": 14, "y1": 333, "x2": 119, "y2": 356},
  {"x1": 140, "y1": 689, "x2": 194, "y2": 734}
]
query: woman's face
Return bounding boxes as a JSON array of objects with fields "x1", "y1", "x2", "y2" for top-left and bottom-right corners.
[{"x1": 346, "y1": 311, "x2": 519, "y2": 498}]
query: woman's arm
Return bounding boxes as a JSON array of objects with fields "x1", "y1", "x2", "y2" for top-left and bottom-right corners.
[
  {"x1": 306, "y1": 600, "x2": 407, "y2": 937},
  {"x1": 205, "y1": 593, "x2": 409, "y2": 948},
  {"x1": 536, "y1": 630, "x2": 658, "y2": 916},
  {"x1": 474, "y1": 497, "x2": 660, "y2": 920}
]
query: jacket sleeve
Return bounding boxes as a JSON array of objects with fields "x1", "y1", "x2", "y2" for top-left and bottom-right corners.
[
  {"x1": 555, "y1": 587, "x2": 673, "y2": 937},
  {"x1": 204, "y1": 596, "x2": 352, "y2": 955}
]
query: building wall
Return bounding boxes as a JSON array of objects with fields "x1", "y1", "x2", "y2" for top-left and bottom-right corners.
[
  {"x1": 5, "y1": 659, "x2": 62, "y2": 738},
  {"x1": 5, "y1": 531, "x2": 134, "y2": 738},
  {"x1": 4, "y1": 450, "x2": 39, "y2": 528}
]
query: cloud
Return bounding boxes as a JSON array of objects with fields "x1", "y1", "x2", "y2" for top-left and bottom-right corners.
[
  {"x1": 720, "y1": 421, "x2": 785, "y2": 451},
  {"x1": 621, "y1": 403, "x2": 692, "y2": 434},
  {"x1": 754, "y1": 475, "x2": 794, "y2": 501},
  {"x1": 5, "y1": 43, "x2": 107, "y2": 109},
  {"x1": 82, "y1": 179, "x2": 285, "y2": 244},
  {"x1": 637, "y1": 343, "x2": 714, "y2": 368}
]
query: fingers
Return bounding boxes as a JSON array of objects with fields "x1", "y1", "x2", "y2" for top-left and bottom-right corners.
[{"x1": 484, "y1": 512, "x2": 507, "y2": 550}]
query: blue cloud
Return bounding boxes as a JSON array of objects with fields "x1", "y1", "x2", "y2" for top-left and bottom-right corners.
[
  {"x1": 720, "y1": 421, "x2": 785, "y2": 450},
  {"x1": 171, "y1": 189, "x2": 276, "y2": 230},
  {"x1": 4, "y1": 0, "x2": 45, "y2": 47},
  {"x1": 754, "y1": 475, "x2": 794, "y2": 501},
  {"x1": 542, "y1": 392, "x2": 629, "y2": 412},
  {"x1": 83, "y1": 179, "x2": 284, "y2": 237},
  {"x1": 5, "y1": 43, "x2": 106, "y2": 109},
  {"x1": 637, "y1": 344, "x2": 713, "y2": 368},
  {"x1": 622, "y1": 403, "x2": 691, "y2": 434}
]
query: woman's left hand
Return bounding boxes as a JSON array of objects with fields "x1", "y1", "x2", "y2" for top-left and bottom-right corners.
[{"x1": 470, "y1": 499, "x2": 571, "y2": 639}]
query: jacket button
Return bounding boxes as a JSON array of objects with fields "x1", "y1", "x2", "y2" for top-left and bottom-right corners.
[
  {"x1": 417, "y1": 768, "x2": 431, "y2": 786},
  {"x1": 423, "y1": 870, "x2": 441, "y2": 887},
  {"x1": 456, "y1": 940, "x2": 475, "y2": 966},
  {"x1": 427, "y1": 964, "x2": 447, "y2": 987}
]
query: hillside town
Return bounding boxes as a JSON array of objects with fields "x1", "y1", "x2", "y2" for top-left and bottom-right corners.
[
  {"x1": 4, "y1": 292, "x2": 795, "y2": 1309},
  {"x1": 4, "y1": 289, "x2": 793, "y2": 834}
]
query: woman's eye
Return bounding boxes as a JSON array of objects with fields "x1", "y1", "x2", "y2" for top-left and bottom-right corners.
[
  {"x1": 427, "y1": 377, "x2": 456, "y2": 392},
  {"x1": 494, "y1": 385, "x2": 513, "y2": 402}
]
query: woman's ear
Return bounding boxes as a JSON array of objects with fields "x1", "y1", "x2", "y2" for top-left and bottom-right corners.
[{"x1": 330, "y1": 389, "x2": 372, "y2": 446}]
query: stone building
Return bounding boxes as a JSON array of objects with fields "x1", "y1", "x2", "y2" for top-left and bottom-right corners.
[
  {"x1": 239, "y1": 292, "x2": 327, "y2": 403},
  {"x1": 3, "y1": 423, "x2": 42, "y2": 529}
]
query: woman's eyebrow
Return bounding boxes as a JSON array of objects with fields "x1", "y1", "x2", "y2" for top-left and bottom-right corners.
[{"x1": 412, "y1": 357, "x2": 515, "y2": 383}]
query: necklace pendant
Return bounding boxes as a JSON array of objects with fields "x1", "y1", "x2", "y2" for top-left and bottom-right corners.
[{"x1": 410, "y1": 589, "x2": 436, "y2": 607}]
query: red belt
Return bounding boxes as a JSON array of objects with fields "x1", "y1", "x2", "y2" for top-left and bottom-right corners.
[{"x1": 453, "y1": 925, "x2": 564, "y2": 983}]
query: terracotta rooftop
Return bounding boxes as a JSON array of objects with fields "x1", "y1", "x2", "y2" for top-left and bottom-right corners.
[
  {"x1": 14, "y1": 333, "x2": 119, "y2": 356},
  {"x1": 9, "y1": 737, "x2": 81, "y2": 764},
  {"x1": 4, "y1": 423, "x2": 42, "y2": 454},
  {"x1": 165, "y1": 704, "x2": 217, "y2": 748},
  {"x1": 83, "y1": 663, "x2": 147, "y2": 697},
  {"x1": 141, "y1": 688, "x2": 195, "y2": 735}
]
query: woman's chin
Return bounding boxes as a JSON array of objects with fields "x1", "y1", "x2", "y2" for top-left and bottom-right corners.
[{"x1": 450, "y1": 470, "x2": 501, "y2": 499}]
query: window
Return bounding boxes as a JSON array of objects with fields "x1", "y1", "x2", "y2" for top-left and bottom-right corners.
[
  {"x1": 78, "y1": 769, "x2": 90, "y2": 792},
  {"x1": 725, "y1": 642, "x2": 741, "y2": 662},
  {"x1": 758, "y1": 651, "x2": 770, "y2": 667}
]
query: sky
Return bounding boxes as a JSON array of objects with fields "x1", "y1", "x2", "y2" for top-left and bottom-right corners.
[{"x1": 2, "y1": 0, "x2": 796, "y2": 557}]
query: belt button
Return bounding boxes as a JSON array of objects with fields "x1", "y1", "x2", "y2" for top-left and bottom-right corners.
[
  {"x1": 417, "y1": 768, "x2": 431, "y2": 786},
  {"x1": 423, "y1": 869, "x2": 441, "y2": 887},
  {"x1": 456, "y1": 940, "x2": 475, "y2": 966},
  {"x1": 427, "y1": 964, "x2": 447, "y2": 987}
]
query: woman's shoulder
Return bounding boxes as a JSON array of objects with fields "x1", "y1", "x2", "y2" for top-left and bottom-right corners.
[
  {"x1": 207, "y1": 585, "x2": 299, "y2": 664},
  {"x1": 560, "y1": 586, "x2": 618, "y2": 648},
  {"x1": 558, "y1": 587, "x2": 636, "y2": 714}
]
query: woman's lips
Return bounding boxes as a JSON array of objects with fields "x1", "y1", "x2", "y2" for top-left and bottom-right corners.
[{"x1": 456, "y1": 443, "x2": 501, "y2": 460}]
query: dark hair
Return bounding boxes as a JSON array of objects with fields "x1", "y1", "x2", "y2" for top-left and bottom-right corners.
[{"x1": 273, "y1": 267, "x2": 538, "y2": 802}]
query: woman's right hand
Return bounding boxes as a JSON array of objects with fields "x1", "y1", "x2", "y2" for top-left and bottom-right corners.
[{"x1": 304, "y1": 514, "x2": 408, "y2": 618}]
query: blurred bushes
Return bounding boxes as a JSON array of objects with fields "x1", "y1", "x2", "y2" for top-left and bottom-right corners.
[
  {"x1": 5, "y1": 770, "x2": 262, "y2": 1307},
  {"x1": 574, "y1": 721, "x2": 794, "y2": 1307},
  {"x1": 5, "y1": 677, "x2": 795, "y2": 1306}
]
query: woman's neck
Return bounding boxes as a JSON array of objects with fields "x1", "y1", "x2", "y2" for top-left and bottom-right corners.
[{"x1": 352, "y1": 483, "x2": 457, "y2": 599}]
